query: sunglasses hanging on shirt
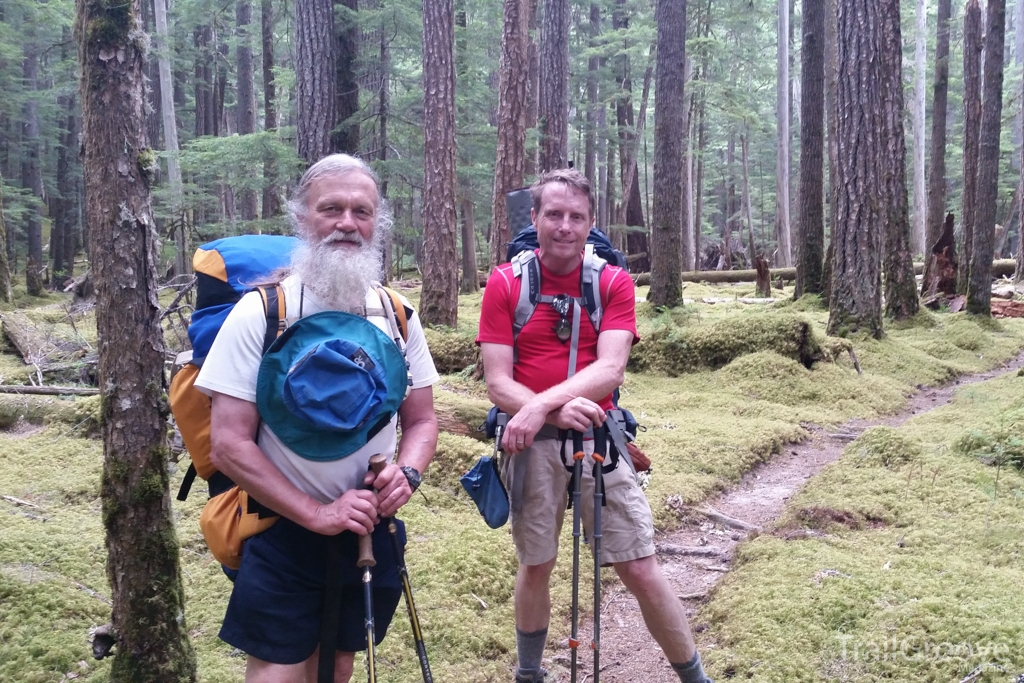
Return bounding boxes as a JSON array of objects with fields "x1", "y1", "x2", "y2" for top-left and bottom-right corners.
[{"x1": 551, "y1": 294, "x2": 573, "y2": 343}]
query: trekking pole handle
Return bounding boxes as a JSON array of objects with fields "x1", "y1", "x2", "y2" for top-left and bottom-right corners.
[{"x1": 358, "y1": 454, "x2": 390, "y2": 569}]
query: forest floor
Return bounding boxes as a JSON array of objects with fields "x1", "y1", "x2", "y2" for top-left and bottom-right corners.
[
  {"x1": 555, "y1": 352, "x2": 1024, "y2": 683},
  {"x1": 3, "y1": 283, "x2": 1024, "y2": 682}
]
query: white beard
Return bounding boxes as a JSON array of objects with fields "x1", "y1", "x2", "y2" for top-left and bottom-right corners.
[{"x1": 291, "y1": 233, "x2": 384, "y2": 314}]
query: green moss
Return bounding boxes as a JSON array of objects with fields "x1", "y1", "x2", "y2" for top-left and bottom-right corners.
[
  {"x1": 630, "y1": 312, "x2": 824, "y2": 375},
  {"x1": 848, "y1": 426, "x2": 922, "y2": 469},
  {"x1": 422, "y1": 328, "x2": 478, "y2": 375}
]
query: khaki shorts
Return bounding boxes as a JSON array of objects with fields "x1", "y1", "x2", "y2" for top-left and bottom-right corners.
[{"x1": 500, "y1": 434, "x2": 655, "y2": 567}]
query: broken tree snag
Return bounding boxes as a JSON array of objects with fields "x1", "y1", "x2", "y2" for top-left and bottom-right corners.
[
  {"x1": 754, "y1": 255, "x2": 771, "y2": 297},
  {"x1": 920, "y1": 213, "x2": 958, "y2": 297}
]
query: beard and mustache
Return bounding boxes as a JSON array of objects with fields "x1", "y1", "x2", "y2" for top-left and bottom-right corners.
[{"x1": 290, "y1": 228, "x2": 387, "y2": 314}]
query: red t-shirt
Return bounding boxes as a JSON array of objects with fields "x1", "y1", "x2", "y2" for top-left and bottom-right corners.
[{"x1": 476, "y1": 250, "x2": 639, "y2": 410}]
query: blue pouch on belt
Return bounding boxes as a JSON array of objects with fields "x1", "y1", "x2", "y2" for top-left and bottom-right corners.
[{"x1": 460, "y1": 455, "x2": 509, "y2": 529}]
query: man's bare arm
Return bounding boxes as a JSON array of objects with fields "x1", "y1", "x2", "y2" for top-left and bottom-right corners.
[
  {"x1": 208, "y1": 392, "x2": 379, "y2": 535},
  {"x1": 480, "y1": 328, "x2": 633, "y2": 453},
  {"x1": 372, "y1": 386, "x2": 438, "y2": 517}
]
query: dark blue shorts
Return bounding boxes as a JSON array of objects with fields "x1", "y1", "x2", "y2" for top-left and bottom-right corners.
[{"x1": 219, "y1": 516, "x2": 406, "y2": 664}]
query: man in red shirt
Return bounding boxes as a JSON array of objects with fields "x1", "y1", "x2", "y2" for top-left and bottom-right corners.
[{"x1": 477, "y1": 169, "x2": 711, "y2": 683}]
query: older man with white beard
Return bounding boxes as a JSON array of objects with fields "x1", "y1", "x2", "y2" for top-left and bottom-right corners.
[{"x1": 195, "y1": 153, "x2": 439, "y2": 683}]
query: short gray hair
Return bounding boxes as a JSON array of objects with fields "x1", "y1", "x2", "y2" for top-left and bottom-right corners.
[{"x1": 286, "y1": 154, "x2": 393, "y2": 237}]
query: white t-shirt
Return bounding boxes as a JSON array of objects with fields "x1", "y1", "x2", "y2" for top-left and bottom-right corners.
[{"x1": 195, "y1": 274, "x2": 439, "y2": 503}]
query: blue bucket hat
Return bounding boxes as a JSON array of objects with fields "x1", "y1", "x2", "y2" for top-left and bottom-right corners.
[{"x1": 256, "y1": 311, "x2": 409, "y2": 461}]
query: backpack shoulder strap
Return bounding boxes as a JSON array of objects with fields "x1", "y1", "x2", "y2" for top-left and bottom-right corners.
[
  {"x1": 377, "y1": 286, "x2": 410, "y2": 342},
  {"x1": 510, "y1": 249, "x2": 541, "y2": 347},
  {"x1": 256, "y1": 284, "x2": 287, "y2": 353},
  {"x1": 580, "y1": 243, "x2": 607, "y2": 333}
]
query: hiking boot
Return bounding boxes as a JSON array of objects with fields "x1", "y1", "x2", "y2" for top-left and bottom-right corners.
[{"x1": 514, "y1": 668, "x2": 547, "y2": 683}]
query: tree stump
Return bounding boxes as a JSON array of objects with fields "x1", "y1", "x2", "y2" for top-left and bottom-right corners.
[
  {"x1": 754, "y1": 255, "x2": 771, "y2": 298},
  {"x1": 920, "y1": 212, "x2": 958, "y2": 297}
]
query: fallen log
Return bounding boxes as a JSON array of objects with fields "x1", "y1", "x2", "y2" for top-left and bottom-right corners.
[
  {"x1": 0, "y1": 311, "x2": 55, "y2": 364},
  {"x1": 0, "y1": 385, "x2": 99, "y2": 396},
  {"x1": 656, "y1": 543, "x2": 722, "y2": 558},
  {"x1": 697, "y1": 505, "x2": 761, "y2": 532},
  {"x1": 991, "y1": 299, "x2": 1024, "y2": 318},
  {"x1": 0, "y1": 394, "x2": 101, "y2": 430}
]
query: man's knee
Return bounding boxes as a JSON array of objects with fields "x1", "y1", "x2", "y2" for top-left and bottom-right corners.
[
  {"x1": 613, "y1": 554, "x2": 661, "y2": 592},
  {"x1": 519, "y1": 557, "x2": 557, "y2": 587},
  {"x1": 333, "y1": 651, "x2": 355, "y2": 683}
]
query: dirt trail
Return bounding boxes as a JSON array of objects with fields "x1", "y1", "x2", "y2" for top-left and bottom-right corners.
[{"x1": 540, "y1": 353, "x2": 1024, "y2": 683}]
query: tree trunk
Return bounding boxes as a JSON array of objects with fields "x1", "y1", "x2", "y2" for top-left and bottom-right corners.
[
  {"x1": 523, "y1": 0, "x2": 539, "y2": 179},
  {"x1": 154, "y1": 0, "x2": 185, "y2": 276},
  {"x1": 881, "y1": 0, "x2": 919, "y2": 321},
  {"x1": 924, "y1": 0, "x2": 952, "y2": 291},
  {"x1": 74, "y1": 0, "x2": 197, "y2": 678},
  {"x1": 236, "y1": 0, "x2": 258, "y2": 221},
  {"x1": 912, "y1": 0, "x2": 927, "y2": 254},
  {"x1": 21, "y1": 38, "x2": 44, "y2": 296},
  {"x1": 194, "y1": 25, "x2": 216, "y2": 139},
  {"x1": 695, "y1": 82, "x2": 706, "y2": 267},
  {"x1": 488, "y1": 0, "x2": 529, "y2": 268},
  {"x1": 62, "y1": 108, "x2": 80, "y2": 281},
  {"x1": 959, "y1": 1, "x2": 983, "y2": 296},
  {"x1": 261, "y1": 0, "x2": 281, "y2": 219},
  {"x1": 648, "y1": 0, "x2": 685, "y2": 307},
  {"x1": 334, "y1": 0, "x2": 360, "y2": 154},
  {"x1": 459, "y1": 198, "x2": 479, "y2": 293},
  {"x1": 0, "y1": 172, "x2": 10, "y2": 302},
  {"x1": 827, "y1": 0, "x2": 883, "y2": 339},
  {"x1": 967, "y1": 0, "x2": 1006, "y2": 316},
  {"x1": 741, "y1": 132, "x2": 757, "y2": 267},
  {"x1": 538, "y1": 0, "x2": 569, "y2": 171},
  {"x1": 795, "y1": 0, "x2": 825, "y2": 298},
  {"x1": 775, "y1": 0, "x2": 793, "y2": 267},
  {"x1": 681, "y1": 56, "x2": 694, "y2": 273},
  {"x1": 584, "y1": 4, "x2": 601, "y2": 185},
  {"x1": 420, "y1": 0, "x2": 458, "y2": 327},
  {"x1": 296, "y1": 0, "x2": 336, "y2": 163},
  {"x1": 824, "y1": 0, "x2": 838, "y2": 293}
]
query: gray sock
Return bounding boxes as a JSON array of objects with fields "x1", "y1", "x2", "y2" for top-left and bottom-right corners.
[
  {"x1": 671, "y1": 651, "x2": 712, "y2": 683},
  {"x1": 515, "y1": 627, "x2": 548, "y2": 680}
]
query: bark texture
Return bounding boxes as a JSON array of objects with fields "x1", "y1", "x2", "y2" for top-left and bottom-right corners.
[
  {"x1": 296, "y1": 0, "x2": 336, "y2": 163},
  {"x1": 334, "y1": 0, "x2": 360, "y2": 153},
  {"x1": 827, "y1": 0, "x2": 883, "y2": 338},
  {"x1": 912, "y1": 0, "x2": 927, "y2": 253},
  {"x1": 236, "y1": 0, "x2": 258, "y2": 221},
  {"x1": 648, "y1": 0, "x2": 685, "y2": 307},
  {"x1": 924, "y1": 0, "x2": 952, "y2": 287},
  {"x1": 420, "y1": 0, "x2": 459, "y2": 327},
  {"x1": 261, "y1": 0, "x2": 280, "y2": 219},
  {"x1": 538, "y1": 0, "x2": 569, "y2": 171},
  {"x1": 966, "y1": 0, "x2": 1006, "y2": 315},
  {"x1": 75, "y1": 0, "x2": 196, "y2": 678},
  {"x1": 21, "y1": 34, "x2": 44, "y2": 296},
  {"x1": 488, "y1": 0, "x2": 528, "y2": 268},
  {"x1": 795, "y1": 0, "x2": 825, "y2": 298},
  {"x1": 880, "y1": 0, "x2": 919, "y2": 320},
  {"x1": 959, "y1": 0, "x2": 982, "y2": 295},
  {"x1": 775, "y1": 0, "x2": 792, "y2": 267}
]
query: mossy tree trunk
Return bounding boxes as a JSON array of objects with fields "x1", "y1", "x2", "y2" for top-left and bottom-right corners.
[
  {"x1": 648, "y1": 0, "x2": 685, "y2": 307},
  {"x1": 966, "y1": 0, "x2": 1006, "y2": 316},
  {"x1": 880, "y1": 0, "x2": 919, "y2": 321},
  {"x1": 827, "y1": 0, "x2": 883, "y2": 339},
  {"x1": 795, "y1": 0, "x2": 825, "y2": 299},
  {"x1": 959, "y1": 0, "x2": 982, "y2": 296},
  {"x1": 75, "y1": 0, "x2": 197, "y2": 679}
]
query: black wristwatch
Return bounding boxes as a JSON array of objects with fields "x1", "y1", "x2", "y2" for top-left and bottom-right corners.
[{"x1": 400, "y1": 465, "x2": 422, "y2": 492}]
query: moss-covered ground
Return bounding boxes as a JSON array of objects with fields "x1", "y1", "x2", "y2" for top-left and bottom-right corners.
[{"x1": 2, "y1": 283, "x2": 1024, "y2": 681}]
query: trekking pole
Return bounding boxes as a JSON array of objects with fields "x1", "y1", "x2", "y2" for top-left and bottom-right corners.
[
  {"x1": 569, "y1": 430, "x2": 585, "y2": 683},
  {"x1": 358, "y1": 456, "x2": 386, "y2": 683},
  {"x1": 592, "y1": 437, "x2": 606, "y2": 683},
  {"x1": 368, "y1": 454, "x2": 434, "y2": 683}
]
